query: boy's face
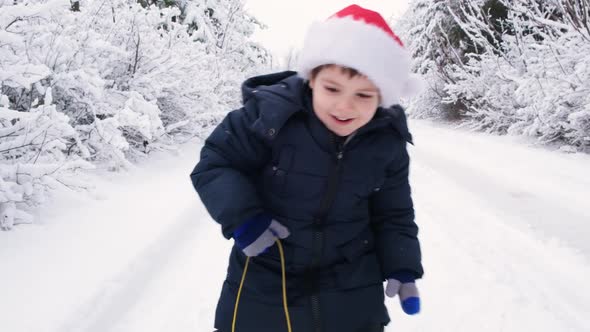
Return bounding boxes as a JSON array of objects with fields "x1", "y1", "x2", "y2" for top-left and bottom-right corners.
[{"x1": 309, "y1": 66, "x2": 380, "y2": 137}]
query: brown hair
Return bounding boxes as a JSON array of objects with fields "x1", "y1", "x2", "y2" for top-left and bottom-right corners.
[{"x1": 310, "y1": 65, "x2": 364, "y2": 80}]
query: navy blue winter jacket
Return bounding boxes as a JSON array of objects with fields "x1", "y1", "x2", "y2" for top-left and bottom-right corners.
[{"x1": 190, "y1": 71, "x2": 423, "y2": 332}]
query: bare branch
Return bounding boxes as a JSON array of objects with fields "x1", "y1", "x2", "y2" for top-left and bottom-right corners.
[{"x1": 5, "y1": 17, "x2": 22, "y2": 30}]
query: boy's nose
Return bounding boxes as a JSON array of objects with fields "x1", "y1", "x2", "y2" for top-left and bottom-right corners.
[{"x1": 335, "y1": 97, "x2": 355, "y2": 113}]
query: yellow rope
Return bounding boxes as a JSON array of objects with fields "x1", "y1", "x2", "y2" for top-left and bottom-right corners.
[
  {"x1": 231, "y1": 252, "x2": 249, "y2": 332},
  {"x1": 232, "y1": 239, "x2": 292, "y2": 332},
  {"x1": 276, "y1": 239, "x2": 292, "y2": 332}
]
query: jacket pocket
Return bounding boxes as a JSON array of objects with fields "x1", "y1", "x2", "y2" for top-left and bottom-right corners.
[
  {"x1": 338, "y1": 227, "x2": 376, "y2": 262},
  {"x1": 334, "y1": 227, "x2": 383, "y2": 289},
  {"x1": 333, "y1": 251, "x2": 383, "y2": 289},
  {"x1": 263, "y1": 145, "x2": 325, "y2": 201},
  {"x1": 263, "y1": 145, "x2": 295, "y2": 198}
]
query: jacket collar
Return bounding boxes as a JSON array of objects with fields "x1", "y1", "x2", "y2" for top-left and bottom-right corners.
[
  {"x1": 301, "y1": 84, "x2": 413, "y2": 146},
  {"x1": 242, "y1": 71, "x2": 413, "y2": 145},
  {"x1": 357, "y1": 105, "x2": 413, "y2": 144}
]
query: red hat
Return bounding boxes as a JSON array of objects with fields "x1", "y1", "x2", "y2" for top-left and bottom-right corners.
[{"x1": 297, "y1": 4, "x2": 422, "y2": 107}]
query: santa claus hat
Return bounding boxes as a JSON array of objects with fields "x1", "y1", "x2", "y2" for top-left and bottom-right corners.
[{"x1": 297, "y1": 4, "x2": 423, "y2": 107}]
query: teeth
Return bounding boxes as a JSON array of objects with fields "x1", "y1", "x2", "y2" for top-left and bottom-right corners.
[{"x1": 335, "y1": 116, "x2": 350, "y2": 121}]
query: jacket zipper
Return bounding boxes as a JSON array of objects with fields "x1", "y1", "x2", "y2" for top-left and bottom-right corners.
[{"x1": 310, "y1": 134, "x2": 349, "y2": 332}]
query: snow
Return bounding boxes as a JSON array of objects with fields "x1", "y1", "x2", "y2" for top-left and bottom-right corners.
[
  {"x1": 0, "y1": 64, "x2": 52, "y2": 89},
  {"x1": 118, "y1": 92, "x2": 164, "y2": 140},
  {"x1": 1, "y1": 120, "x2": 589, "y2": 332}
]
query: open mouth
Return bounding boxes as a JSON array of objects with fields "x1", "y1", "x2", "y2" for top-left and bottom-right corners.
[{"x1": 331, "y1": 115, "x2": 354, "y2": 125}]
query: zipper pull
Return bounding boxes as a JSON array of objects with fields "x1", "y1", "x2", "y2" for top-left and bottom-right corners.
[{"x1": 336, "y1": 151, "x2": 343, "y2": 160}]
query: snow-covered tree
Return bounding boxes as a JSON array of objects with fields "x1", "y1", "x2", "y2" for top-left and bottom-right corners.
[{"x1": 398, "y1": 0, "x2": 590, "y2": 152}]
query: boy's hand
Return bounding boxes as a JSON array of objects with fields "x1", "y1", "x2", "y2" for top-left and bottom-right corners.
[
  {"x1": 385, "y1": 271, "x2": 420, "y2": 315},
  {"x1": 233, "y1": 214, "x2": 290, "y2": 257}
]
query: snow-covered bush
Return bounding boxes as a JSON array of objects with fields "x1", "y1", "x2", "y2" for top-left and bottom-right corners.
[
  {"x1": 0, "y1": 0, "x2": 271, "y2": 229},
  {"x1": 0, "y1": 90, "x2": 94, "y2": 230}
]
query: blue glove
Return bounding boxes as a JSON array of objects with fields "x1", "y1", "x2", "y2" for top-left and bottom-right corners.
[
  {"x1": 233, "y1": 213, "x2": 290, "y2": 257},
  {"x1": 385, "y1": 270, "x2": 420, "y2": 315}
]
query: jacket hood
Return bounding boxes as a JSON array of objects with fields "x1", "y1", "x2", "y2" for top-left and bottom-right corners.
[{"x1": 241, "y1": 70, "x2": 304, "y2": 107}]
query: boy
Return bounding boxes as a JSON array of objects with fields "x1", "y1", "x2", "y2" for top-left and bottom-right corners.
[{"x1": 191, "y1": 4, "x2": 423, "y2": 332}]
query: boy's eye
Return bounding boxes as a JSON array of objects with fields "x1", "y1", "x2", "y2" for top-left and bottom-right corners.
[
  {"x1": 357, "y1": 93, "x2": 374, "y2": 99},
  {"x1": 324, "y1": 86, "x2": 339, "y2": 93}
]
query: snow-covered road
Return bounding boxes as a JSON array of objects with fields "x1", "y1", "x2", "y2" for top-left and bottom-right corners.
[
  {"x1": 1, "y1": 120, "x2": 589, "y2": 332},
  {"x1": 404, "y1": 122, "x2": 590, "y2": 331}
]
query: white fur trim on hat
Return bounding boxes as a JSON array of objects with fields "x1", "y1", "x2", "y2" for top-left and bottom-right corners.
[{"x1": 297, "y1": 16, "x2": 421, "y2": 107}]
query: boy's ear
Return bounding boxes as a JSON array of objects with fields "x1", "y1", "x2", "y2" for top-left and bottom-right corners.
[{"x1": 308, "y1": 79, "x2": 314, "y2": 90}]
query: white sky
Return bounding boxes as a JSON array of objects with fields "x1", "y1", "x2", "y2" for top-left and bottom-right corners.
[{"x1": 243, "y1": 1, "x2": 411, "y2": 62}]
